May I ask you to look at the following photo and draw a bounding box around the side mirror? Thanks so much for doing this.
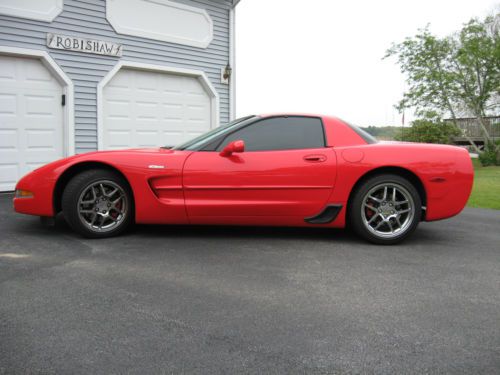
[219,140,245,157]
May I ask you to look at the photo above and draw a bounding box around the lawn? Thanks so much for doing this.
[467,158,500,210]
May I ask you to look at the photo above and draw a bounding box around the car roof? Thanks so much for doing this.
[258,112,325,118]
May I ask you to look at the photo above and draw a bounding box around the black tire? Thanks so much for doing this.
[349,174,422,245]
[61,169,133,238]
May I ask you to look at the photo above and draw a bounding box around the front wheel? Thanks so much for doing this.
[61,169,133,238]
[349,174,422,245]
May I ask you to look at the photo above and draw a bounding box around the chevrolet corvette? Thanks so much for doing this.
[13,114,474,244]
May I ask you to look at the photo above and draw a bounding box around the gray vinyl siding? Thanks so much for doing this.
[0,0,232,153]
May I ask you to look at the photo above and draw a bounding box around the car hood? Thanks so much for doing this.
[62,147,179,163]
[78,147,175,156]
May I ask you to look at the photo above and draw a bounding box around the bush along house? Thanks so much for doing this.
[0,0,240,191]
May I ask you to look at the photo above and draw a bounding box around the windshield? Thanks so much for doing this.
[171,115,258,150]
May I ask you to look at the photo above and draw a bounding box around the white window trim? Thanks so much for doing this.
[0,45,75,156]
[96,60,220,150]
[0,0,63,22]
[106,0,213,48]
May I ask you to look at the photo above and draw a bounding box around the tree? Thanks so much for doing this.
[454,17,500,145]
[385,13,500,164]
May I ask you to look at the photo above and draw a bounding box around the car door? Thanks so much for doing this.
[182,116,337,223]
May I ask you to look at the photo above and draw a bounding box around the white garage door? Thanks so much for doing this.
[102,68,212,149]
[0,55,64,192]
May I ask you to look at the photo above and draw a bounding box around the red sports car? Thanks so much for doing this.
[13,114,474,244]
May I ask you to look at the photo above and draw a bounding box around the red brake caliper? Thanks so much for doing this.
[365,199,374,218]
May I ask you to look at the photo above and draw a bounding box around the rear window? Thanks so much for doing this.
[345,122,378,144]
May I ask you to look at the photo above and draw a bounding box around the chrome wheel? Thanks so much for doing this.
[77,180,128,233]
[361,183,415,239]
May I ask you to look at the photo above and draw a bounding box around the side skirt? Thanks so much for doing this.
[304,204,343,224]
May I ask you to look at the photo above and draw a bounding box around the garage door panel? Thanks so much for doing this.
[135,120,160,131]
[186,86,207,95]
[186,105,209,118]
[163,88,183,95]
[26,129,57,150]
[135,74,159,92]
[24,93,58,116]
[107,71,131,89]
[161,75,184,85]
[23,59,54,82]
[0,55,64,191]
[160,131,184,146]
[162,117,183,125]
[186,103,207,110]
[186,99,209,107]
[183,77,204,90]
[24,151,61,165]
[0,56,17,80]
[25,161,47,172]
[106,118,132,129]
[135,101,159,120]
[105,96,131,104]
[0,129,18,149]
[185,100,209,111]
[106,113,130,121]
[105,87,131,96]
[136,87,157,94]
[162,102,183,114]
[105,99,131,118]
[106,130,132,149]
[0,93,17,114]
[0,164,18,191]
[185,124,210,133]
[185,118,210,129]
[186,114,207,127]
[136,131,159,147]
[184,130,205,140]
[102,68,213,150]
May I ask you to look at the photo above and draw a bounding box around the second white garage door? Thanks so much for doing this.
[102,68,213,150]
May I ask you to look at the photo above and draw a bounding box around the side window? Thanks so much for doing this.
[217,117,325,152]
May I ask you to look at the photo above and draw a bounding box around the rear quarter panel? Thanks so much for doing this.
[328,142,474,226]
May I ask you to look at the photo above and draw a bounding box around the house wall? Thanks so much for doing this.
[0,0,232,154]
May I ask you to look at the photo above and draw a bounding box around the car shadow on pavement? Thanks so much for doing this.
[45,211,359,244]
[13,211,448,248]
[136,223,354,242]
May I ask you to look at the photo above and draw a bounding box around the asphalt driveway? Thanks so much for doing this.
[0,193,499,374]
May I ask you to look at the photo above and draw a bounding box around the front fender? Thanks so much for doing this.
[13,163,59,216]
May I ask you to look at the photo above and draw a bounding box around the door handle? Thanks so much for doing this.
[303,154,326,162]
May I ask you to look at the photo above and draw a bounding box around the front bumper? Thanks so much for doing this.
[13,171,55,217]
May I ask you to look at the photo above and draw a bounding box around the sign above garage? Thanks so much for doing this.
[46,33,123,57]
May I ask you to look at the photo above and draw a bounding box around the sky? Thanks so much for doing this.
[235,0,498,126]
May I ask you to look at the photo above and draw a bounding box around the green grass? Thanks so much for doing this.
[467,158,500,210]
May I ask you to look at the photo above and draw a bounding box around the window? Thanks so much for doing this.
[217,116,325,152]
[345,122,378,144]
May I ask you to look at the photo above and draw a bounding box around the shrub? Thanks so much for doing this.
[479,141,500,166]
[394,116,460,144]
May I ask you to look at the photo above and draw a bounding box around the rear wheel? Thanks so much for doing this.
[349,174,421,245]
[62,169,133,238]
